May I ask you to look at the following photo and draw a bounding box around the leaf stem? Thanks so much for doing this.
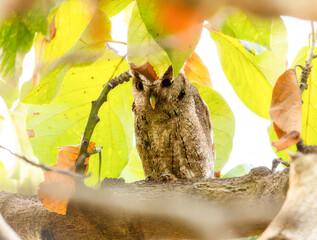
[75,70,132,174]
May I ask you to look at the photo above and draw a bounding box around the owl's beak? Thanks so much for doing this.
[150,94,157,110]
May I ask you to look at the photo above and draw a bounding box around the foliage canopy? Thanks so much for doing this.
[0,0,314,200]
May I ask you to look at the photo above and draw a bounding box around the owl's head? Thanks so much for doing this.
[131,64,187,110]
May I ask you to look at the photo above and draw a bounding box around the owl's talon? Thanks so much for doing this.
[145,175,155,181]
[158,173,176,182]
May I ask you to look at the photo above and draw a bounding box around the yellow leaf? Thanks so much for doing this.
[184,52,212,88]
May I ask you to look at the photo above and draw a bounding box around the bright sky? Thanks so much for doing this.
[0,13,314,175]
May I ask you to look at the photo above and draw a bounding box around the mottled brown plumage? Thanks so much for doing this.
[131,65,215,180]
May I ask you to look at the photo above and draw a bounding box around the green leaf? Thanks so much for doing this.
[7,103,44,193]
[223,164,254,178]
[292,46,317,145]
[22,63,71,104]
[195,84,235,172]
[0,16,34,107]
[0,160,17,192]
[219,10,287,57]
[98,0,134,17]
[22,9,112,104]
[210,30,285,119]
[26,50,133,185]
[0,0,66,108]
[209,13,287,119]
[35,0,96,69]
[136,0,203,77]
[127,3,171,76]
[119,146,145,182]
[0,80,19,110]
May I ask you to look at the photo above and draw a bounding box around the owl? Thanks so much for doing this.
[131,64,215,180]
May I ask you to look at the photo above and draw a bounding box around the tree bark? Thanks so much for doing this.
[0,166,289,240]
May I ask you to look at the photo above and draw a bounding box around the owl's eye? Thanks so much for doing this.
[136,81,144,90]
[161,78,172,87]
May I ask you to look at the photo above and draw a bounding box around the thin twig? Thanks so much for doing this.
[76,58,132,173]
[297,21,316,97]
[272,158,290,172]
[296,21,317,151]
[87,146,103,156]
[0,145,86,179]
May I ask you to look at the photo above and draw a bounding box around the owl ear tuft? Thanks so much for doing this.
[163,65,173,78]
[129,62,159,83]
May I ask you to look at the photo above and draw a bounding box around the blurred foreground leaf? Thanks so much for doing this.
[0,0,66,108]
[23,6,112,104]
[127,3,171,77]
[136,0,203,78]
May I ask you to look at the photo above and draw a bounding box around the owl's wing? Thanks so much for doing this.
[193,93,212,133]
[193,91,216,160]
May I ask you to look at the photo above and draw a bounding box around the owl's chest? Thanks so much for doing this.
[135,108,178,141]
[134,103,198,151]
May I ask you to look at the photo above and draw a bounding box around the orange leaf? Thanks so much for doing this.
[269,69,301,152]
[80,9,112,46]
[184,52,212,87]
[38,142,95,215]
[130,62,159,83]
[214,171,221,178]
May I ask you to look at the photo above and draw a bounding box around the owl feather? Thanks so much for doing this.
[131,64,215,180]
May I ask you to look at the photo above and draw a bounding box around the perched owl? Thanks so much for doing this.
[131,64,215,180]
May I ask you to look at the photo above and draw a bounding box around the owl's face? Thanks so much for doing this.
[131,65,187,110]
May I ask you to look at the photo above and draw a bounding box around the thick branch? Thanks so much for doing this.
[0,167,288,240]
[0,145,85,179]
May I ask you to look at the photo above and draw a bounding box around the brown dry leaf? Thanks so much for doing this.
[269,69,301,152]
[130,62,159,83]
[38,142,95,215]
[214,171,221,178]
[26,129,35,139]
[184,52,212,88]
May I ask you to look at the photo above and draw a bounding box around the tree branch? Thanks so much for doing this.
[296,22,317,153]
[294,21,316,97]
[76,68,132,173]
[0,145,85,179]
[0,167,289,239]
